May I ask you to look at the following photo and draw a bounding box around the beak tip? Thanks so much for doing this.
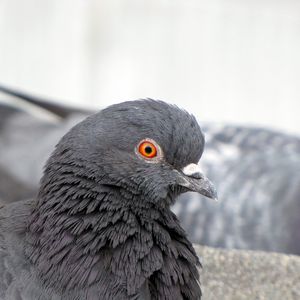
[207,189,218,202]
[200,181,218,202]
[177,166,218,202]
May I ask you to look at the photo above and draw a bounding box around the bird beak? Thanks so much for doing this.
[178,163,218,201]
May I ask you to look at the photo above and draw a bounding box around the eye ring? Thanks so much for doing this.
[136,138,163,161]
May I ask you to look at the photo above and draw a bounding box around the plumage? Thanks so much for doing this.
[0,99,216,299]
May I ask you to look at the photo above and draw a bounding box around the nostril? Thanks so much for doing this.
[182,163,204,179]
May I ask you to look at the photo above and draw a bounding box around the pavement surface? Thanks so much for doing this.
[195,245,300,299]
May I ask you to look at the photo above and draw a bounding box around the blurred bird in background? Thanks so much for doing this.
[1,85,299,256]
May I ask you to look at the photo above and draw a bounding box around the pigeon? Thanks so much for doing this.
[0,99,217,299]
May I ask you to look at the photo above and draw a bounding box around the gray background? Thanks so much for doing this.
[0,0,299,134]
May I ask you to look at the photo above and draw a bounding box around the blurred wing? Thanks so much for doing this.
[0,83,93,118]
[0,95,91,204]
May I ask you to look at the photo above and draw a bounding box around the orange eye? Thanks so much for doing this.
[138,141,157,158]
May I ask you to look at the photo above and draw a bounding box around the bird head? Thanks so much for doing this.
[29,99,212,296]
[45,99,217,208]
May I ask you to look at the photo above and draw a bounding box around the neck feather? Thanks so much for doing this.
[26,161,201,299]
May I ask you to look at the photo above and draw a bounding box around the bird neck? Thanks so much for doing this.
[25,165,201,298]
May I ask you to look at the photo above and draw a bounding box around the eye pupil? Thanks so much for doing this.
[138,140,158,159]
[145,146,153,154]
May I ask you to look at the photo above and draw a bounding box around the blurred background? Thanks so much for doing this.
[0,0,300,133]
[0,0,299,255]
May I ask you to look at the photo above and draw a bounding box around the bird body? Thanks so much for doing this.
[0,100,216,299]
